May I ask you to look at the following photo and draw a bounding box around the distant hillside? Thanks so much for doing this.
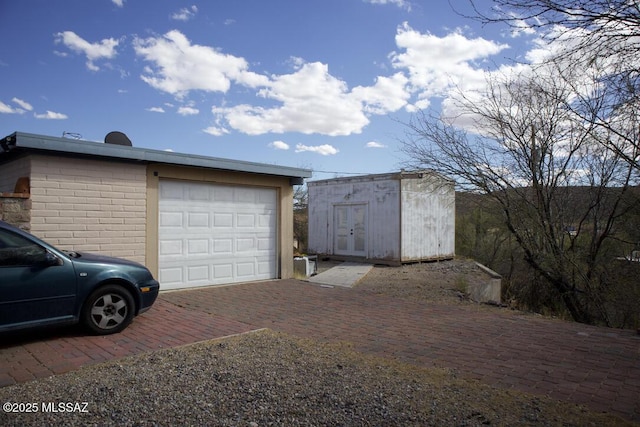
[456,186,640,218]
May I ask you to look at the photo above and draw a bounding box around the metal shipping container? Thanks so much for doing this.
[308,171,455,264]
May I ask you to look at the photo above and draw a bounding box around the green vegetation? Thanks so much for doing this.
[456,189,640,329]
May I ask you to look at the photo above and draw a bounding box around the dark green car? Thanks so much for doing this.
[0,220,159,335]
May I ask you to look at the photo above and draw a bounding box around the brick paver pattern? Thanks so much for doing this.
[1,279,639,422]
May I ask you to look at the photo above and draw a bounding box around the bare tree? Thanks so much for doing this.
[402,65,638,324]
[469,0,640,59]
[465,0,640,169]
[293,185,309,254]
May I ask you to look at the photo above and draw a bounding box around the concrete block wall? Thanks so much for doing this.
[29,155,147,263]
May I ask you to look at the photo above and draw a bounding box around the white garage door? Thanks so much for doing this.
[158,180,278,290]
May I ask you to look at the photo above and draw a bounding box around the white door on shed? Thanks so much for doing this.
[334,204,367,257]
[158,180,278,290]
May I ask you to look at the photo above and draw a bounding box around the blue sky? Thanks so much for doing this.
[0,0,536,180]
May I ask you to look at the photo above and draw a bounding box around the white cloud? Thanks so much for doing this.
[288,56,306,68]
[210,26,512,136]
[213,62,370,136]
[54,31,120,71]
[112,0,124,7]
[0,101,23,114]
[364,0,411,11]
[295,143,339,155]
[12,98,33,111]
[0,98,32,114]
[34,110,68,120]
[509,17,537,38]
[133,30,268,98]
[147,107,165,113]
[133,31,409,136]
[352,72,410,114]
[522,26,591,66]
[203,126,229,136]
[269,140,290,150]
[177,106,199,116]
[132,26,515,138]
[366,141,386,148]
[171,5,198,21]
[391,23,509,109]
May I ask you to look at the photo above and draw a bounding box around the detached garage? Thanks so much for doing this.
[0,132,311,290]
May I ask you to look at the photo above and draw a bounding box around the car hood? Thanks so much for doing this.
[68,251,146,269]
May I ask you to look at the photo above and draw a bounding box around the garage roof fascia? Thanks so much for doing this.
[1,132,312,182]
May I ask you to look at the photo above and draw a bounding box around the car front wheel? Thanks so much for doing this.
[82,285,135,335]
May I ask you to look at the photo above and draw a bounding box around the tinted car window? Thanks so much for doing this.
[0,228,48,266]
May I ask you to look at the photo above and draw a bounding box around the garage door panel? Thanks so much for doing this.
[160,211,184,227]
[257,191,274,203]
[187,239,209,255]
[159,180,277,290]
[188,185,210,201]
[160,181,186,200]
[258,214,275,227]
[236,262,255,277]
[214,213,233,227]
[257,237,274,251]
[213,238,233,254]
[159,240,183,256]
[213,187,234,202]
[188,265,209,282]
[236,187,256,203]
[236,238,256,252]
[160,267,183,285]
[213,264,233,280]
[257,259,274,275]
[237,213,256,227]
[188,212,210,227]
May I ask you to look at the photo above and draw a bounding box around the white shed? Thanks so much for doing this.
[307,171,455,264]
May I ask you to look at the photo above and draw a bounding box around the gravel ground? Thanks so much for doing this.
[0,329,631,427]
[354,258,496,305]
[0,260,635,426]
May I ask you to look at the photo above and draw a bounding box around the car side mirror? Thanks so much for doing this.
[44,251,62,267]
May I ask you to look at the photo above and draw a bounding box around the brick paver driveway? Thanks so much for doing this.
[1,279,639,422]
